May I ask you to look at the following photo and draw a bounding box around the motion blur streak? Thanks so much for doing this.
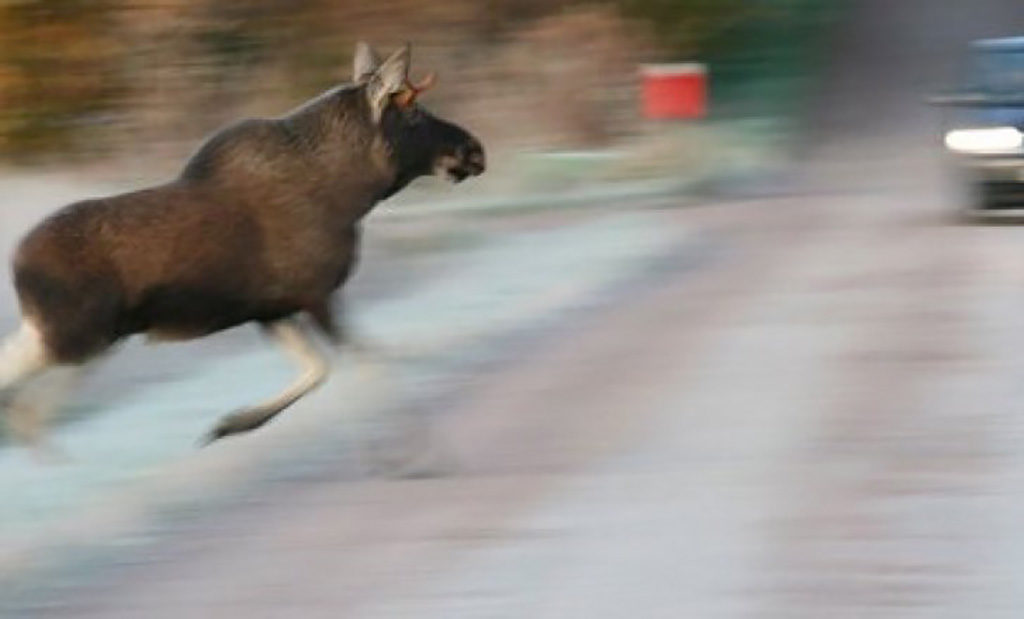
[3,0,1024,617]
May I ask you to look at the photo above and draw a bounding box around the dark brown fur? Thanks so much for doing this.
[14,83,481,364]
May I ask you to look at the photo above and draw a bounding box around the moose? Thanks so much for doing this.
[0,42,485,449]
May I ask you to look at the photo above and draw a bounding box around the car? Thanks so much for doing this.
[932,36,1024,216]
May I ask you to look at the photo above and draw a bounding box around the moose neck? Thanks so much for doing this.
[280,87,401,214]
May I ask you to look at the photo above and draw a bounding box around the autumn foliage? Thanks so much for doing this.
[0,0,831,161]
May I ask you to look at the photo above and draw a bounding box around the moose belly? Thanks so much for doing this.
[130,284,304,341]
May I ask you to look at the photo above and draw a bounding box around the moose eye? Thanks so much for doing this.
[405,105,424,125]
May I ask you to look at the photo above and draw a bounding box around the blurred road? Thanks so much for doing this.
[5,0,1024,617]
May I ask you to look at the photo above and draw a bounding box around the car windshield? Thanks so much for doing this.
[972,48,1024,94]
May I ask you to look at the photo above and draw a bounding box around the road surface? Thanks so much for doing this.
[4,0,1024,617]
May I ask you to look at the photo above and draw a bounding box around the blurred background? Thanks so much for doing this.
[3,0,1024,617]
[0,0,835,191]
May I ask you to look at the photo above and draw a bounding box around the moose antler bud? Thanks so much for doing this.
[411,72,437,93]
[395,72,438,108]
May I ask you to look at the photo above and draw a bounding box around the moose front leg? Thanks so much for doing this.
[202,319,327,445]
[307,298,381,358]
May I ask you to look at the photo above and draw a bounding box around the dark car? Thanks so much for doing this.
[932,36,1024,216]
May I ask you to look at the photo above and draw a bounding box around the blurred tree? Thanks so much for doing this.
[615,0,839,118]
[0,0,837,159]
[0,0,125,158]
[613,0,764,58]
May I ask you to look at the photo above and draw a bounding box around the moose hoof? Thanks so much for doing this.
[199,408,269,446]
[198,425,231,447]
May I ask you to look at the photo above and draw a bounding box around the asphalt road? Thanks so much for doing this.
[5,0,1024,617]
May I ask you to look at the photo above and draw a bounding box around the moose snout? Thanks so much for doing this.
[460,140,486,176]
[434,138,486,183]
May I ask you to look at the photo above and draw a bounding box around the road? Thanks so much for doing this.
[4,0,1024,616]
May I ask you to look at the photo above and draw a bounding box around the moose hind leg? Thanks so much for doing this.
[202,319,327,444]
[0,321,49,391]
[0,321,53,441]
[7,365,83,457]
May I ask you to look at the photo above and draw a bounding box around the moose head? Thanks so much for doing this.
[353,42,486,187]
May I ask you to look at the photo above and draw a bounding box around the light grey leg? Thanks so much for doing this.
[0,320,49,394]
[203,319,328,444]
[0,320,55,448]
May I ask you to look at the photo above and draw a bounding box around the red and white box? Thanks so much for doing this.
[640,63,707,120]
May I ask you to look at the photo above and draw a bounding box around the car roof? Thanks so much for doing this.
[971,36,1024,52]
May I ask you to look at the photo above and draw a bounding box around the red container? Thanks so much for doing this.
[640,63,707,120]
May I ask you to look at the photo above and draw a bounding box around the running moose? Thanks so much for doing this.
[0,42,485,448]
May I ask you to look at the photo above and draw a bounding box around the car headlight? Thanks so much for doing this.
[944,126,1023,153]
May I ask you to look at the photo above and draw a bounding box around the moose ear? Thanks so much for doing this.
[352,41,380,84]
[366,44,411,122]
